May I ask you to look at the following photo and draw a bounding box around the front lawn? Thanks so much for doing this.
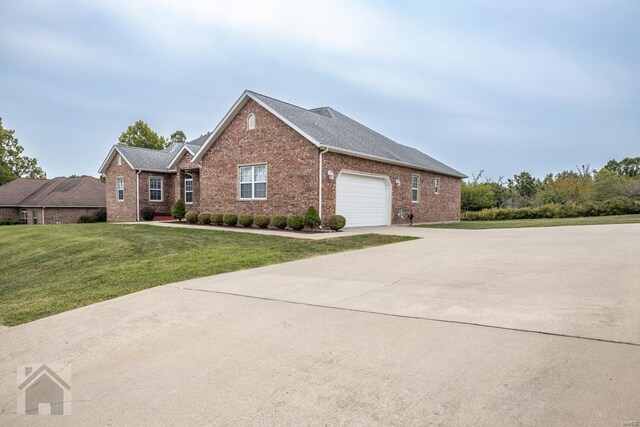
[420,214,640,230]
[0,224,414,326]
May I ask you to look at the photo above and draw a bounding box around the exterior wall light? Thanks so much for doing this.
[395,178,401,186]
[328,170,335,180]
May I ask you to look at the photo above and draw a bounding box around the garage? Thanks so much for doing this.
[336,172,391,227]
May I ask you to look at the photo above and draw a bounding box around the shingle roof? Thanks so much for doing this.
[248,91,466,178]
[0,178,49,206]
[0,177,105,207]
[113,132,213,172]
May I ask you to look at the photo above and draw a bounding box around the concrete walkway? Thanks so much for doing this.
[0,223,638,425]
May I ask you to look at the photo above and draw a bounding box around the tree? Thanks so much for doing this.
[461,182,496,211]
[169,130,187,145]
[591,169,625,201]
[118,120,167,150]
[0,117,46,185]
[172,199,186,221]
[604,157,640,178]
[508,171,540,200]
[303,206,321,229]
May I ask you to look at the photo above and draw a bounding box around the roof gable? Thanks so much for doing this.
[192,90,465,178]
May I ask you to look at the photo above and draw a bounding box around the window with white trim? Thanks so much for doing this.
[185,174,193,204]
[32,210,38,225]
[117,155,122,166]
[240,164,266,199]
[149,177,163,201]
[247,113,256,130]
[411,174,419,202]
[116,177,124,201]
[434,178,440,194]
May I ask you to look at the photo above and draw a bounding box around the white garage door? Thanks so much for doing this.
[336,173,391,227]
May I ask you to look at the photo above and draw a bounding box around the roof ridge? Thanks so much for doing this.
[247,91,313,114]
[116,144,171,153]
[19,177,64,206]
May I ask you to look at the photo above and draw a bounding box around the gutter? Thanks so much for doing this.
[136,170,141,222]
[318,147,329,220]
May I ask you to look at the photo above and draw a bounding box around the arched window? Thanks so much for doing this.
[185,174,193,204]
[247,113,256,130]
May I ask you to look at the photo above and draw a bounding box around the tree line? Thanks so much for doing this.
[462,158,640,212]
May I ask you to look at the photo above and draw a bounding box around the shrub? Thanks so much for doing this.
[78,215,94,223]
[272,215,288,230]
[303,206,321,229]
[0,217,21,226]
[223,214,238,226]
[327,215,346,231]
[239,214,254,227]
[185,211,198,223]
[92,209,107,222]
[172,199,186,221]
[210,213,224,225]
[140,207,155,221]
[287,215,304,231]
[255,215,271,228]
[197,213,211,224]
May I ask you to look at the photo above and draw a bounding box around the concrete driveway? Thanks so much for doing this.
[1,224,638,425]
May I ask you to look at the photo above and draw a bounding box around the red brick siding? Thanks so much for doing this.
[198,99,319,216]
[43,208,103,224]
[321,152,461,224]
[176,152,201,211]
[105,154,138,222]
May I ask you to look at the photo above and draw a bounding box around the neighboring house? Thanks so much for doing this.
[99,90,466,226]
[0,177,106,224]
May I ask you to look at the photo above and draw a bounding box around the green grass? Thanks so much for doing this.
[0,224,414,326]
[421,214,640,230]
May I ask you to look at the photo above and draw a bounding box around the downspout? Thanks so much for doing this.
[136,170,141,222]
[42,207,45,225]
[318,147,329,221]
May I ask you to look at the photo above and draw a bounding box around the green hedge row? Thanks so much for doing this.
[182,208,346,231]
[462,197,640,221]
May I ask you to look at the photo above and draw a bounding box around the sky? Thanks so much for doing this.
[1,0,638,181]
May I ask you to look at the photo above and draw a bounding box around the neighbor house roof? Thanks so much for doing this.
[0,177,106,208]
[0,178,49,206]
[193,90,466,178]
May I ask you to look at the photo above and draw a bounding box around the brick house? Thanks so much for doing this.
[0,177,106,224]
[99,91,465,226]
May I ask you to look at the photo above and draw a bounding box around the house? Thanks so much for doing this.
[0,176,106,224]
[98,91,466,226]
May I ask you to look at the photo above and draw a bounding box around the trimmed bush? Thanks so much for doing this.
[185,211,198,224]
[223,214,238,226]
[303,206,321,229]
[210,213,224,225]
[140,207,155,221]
[287,215,304,231]
[78,215,94,223]
[255,215,271,228]
[327,215,346,231]
[197,213,211,224]
[272,215,288,230]
[172,199,186,221]
[239,214,254,227]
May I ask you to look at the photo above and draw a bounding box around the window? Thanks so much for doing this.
[185,174,193,204]
[411,174,419,202]
[116,177,124,201]
[434,178,440,194]
[247,113,256,130]
[149,177,163,201]
[117,155,122,166]
[240,164,267,199]
[32,210,38,225]
[21,209,28,224]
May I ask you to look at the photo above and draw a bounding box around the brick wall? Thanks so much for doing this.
[43,208,104,224]
[105,153,175,221]
[198,99,319,216]
[0,207,20,221]
[321,152,461,224]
